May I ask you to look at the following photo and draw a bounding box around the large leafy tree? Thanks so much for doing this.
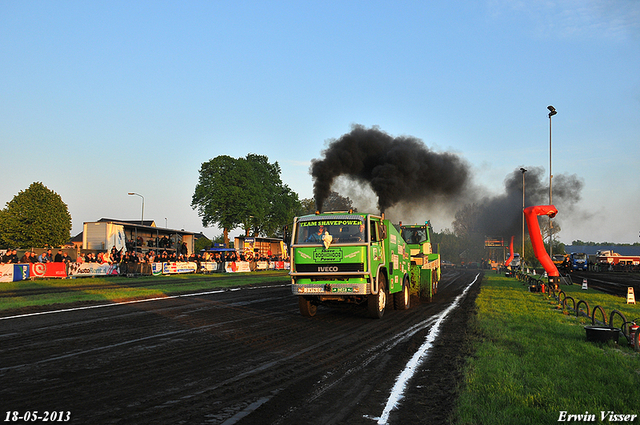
[299,191,355,215]
[191,155,250,246]
[0,182,72,248]
[191,154,300,245]
[431,228,464,265]
[451,203,490,263]
[299,198,316,215]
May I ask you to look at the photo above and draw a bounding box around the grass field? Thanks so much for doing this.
[0,271,291,312]
[454,274,640,424]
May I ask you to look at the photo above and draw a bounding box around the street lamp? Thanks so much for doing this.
[520,167,527,269]
[547,105,557,258]
[128,192,145,225]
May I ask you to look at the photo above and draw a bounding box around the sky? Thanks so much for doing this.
[1,0,639,245]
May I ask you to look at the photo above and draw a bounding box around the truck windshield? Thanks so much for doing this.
[401,227,427,244]
[295,219,366,244]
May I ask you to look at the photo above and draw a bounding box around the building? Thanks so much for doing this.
[82,219,196,255]
[234,236,286,259]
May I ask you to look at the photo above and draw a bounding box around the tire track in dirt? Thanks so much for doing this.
[1,271,480,424]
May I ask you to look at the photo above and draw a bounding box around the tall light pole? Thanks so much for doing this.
[128,192,145,225]
[547,105,557,258]
[520,167,527,270]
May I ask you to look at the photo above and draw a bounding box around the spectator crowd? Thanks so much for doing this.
[1,246,285,269]
[1,248,72,264]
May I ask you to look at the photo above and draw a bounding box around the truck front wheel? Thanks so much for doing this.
[298,297,317,317]
[394,277,410,310]
[368,275,387,319]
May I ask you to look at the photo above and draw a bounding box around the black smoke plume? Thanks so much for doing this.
[458,166,584,240]
[310,125,470,212]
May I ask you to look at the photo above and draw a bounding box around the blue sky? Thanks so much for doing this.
[1,1,639,244]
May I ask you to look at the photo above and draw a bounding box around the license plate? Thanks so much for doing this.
[332,287,353,293]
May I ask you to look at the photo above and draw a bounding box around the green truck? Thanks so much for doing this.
[289,211,414,318]
[398,221,441,301]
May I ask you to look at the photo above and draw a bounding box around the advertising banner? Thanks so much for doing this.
[152,262,163,276]
[0,264,11,282]
[0,264,30,282]
[30,262,67,279]
[107,224,127,253]
[68,262,119,277]
[162,262,197,274]
[225,261,251,273]
[14,264,30,281]
[200,262,222,273]
[272,261,290,270]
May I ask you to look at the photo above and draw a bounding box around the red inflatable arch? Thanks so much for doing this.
[524,205,559,277]
[505,235,514,268]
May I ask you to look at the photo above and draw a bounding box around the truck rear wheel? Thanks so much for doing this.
[394,277,410,310]
[298,297,317,317]
[368,275,387,319]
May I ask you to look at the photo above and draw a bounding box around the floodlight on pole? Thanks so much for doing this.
[547,105,557,258]
[128,192,145,225]
[520,167,527,269]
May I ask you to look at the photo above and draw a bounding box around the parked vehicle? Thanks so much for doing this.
[570,252,588,271]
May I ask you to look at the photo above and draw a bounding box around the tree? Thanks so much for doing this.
[299,198,316,215]
[299,191,355,215]
[241,154,300,238]
[322,191,356,212]
[191,154,300,245]
[452,203,482,238]
[0,182,72,249]
[262,185,300,238]
[432,228,463,265]
[191,155,246,246]
[451,203,486,263]
[194,234,212,252]
[538,218,562,242]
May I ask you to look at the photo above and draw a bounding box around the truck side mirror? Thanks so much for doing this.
[380,224,387,240]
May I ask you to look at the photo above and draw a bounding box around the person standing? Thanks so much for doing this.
[38,249,52,263]
[9,249,19,263]
[20,251,32,263]
[1,250,11,263]
[61,251,71,264]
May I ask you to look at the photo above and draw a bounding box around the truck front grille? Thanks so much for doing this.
[295,263,365,273]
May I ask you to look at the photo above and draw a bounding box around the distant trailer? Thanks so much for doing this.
[596,250,640,266]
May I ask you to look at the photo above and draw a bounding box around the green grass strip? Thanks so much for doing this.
[454,274,640,425]
[0,271,290,311]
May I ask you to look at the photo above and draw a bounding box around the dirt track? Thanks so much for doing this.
[0,269,481,425]
[567,270,640,297]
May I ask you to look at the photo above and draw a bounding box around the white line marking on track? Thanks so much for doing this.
[373,273,480,424]
[0,284,290,321]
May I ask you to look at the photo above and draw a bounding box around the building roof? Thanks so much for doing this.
[236,236,284,242]
[87,219,196,235]
[98,218,156,227]
[564,245,640,256]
